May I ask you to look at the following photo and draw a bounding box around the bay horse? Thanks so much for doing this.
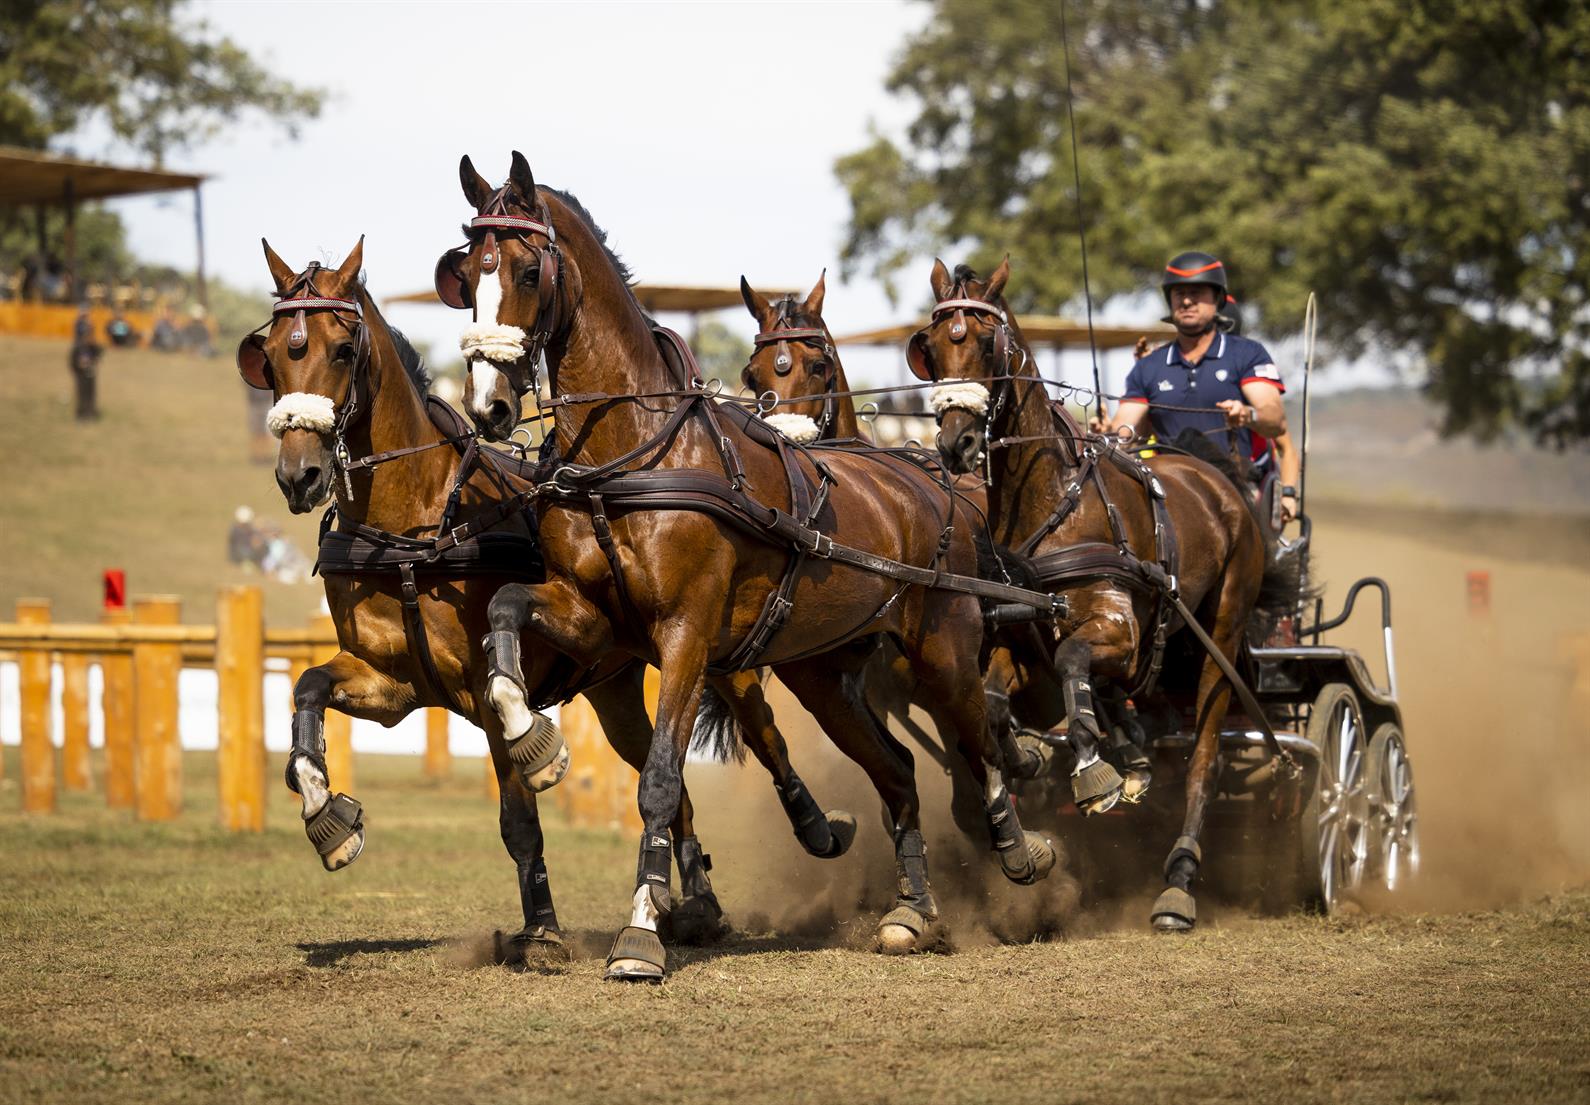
[737,273,1049,814]
[234,238,853,953]
[439,153,1056,978]
[911,258,1288,931]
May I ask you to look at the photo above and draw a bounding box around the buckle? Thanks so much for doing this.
[810,534,834,558]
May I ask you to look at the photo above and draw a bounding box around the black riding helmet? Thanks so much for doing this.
[1161,251,1228,307]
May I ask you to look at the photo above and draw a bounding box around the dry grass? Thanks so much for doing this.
[0,748,1585,1105]
[0,334,324,627]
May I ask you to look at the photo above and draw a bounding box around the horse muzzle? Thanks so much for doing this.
[276,432,333,514]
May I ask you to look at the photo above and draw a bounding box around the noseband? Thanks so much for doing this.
[750,300,839,436]
[435,186,565,396]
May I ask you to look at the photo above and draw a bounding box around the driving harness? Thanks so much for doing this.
[914,289,1295,772]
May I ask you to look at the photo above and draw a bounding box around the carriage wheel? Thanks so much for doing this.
[1366,724,1420,893]
[1298,683,1370,913]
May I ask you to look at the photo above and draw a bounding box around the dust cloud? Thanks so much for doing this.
[682,502,1590,944]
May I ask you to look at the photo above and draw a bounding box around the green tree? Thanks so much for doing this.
[692,318,753,392]
[838,0,1590,443]
[0,0,323,161]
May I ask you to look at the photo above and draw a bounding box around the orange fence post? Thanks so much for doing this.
[554,675,645,836]
[425,707,452,780]
[485,751,500,801]
[132,596,183,821]
[216,586,266,832]
[101,607,136,809]
[61,653,92,791]
[17,599,55,813]
[311,614,352,792]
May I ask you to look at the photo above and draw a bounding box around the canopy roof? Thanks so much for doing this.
[387,283,799,314]
[0,145,205,206]
[836,316,1172,350]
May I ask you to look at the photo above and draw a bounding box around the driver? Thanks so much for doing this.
[1096,252,1287,465]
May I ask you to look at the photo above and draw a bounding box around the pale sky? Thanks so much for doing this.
[97,0,1356,395]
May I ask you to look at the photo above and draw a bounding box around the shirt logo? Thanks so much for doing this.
[1158,380,1174,391]
[1253,363,1280,380]
[1215,369,1228,381]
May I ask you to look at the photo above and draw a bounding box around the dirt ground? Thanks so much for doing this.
[2,503,1588,1104]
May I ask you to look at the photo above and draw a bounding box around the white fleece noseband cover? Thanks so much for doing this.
[266,392,336,438]
[763,412,821,444]
[460,323,527,364]
[929,379,991,416]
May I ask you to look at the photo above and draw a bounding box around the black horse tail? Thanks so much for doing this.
[689,682,745,764]
[973,529,1041,593]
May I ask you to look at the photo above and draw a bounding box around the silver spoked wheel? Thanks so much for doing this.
[1302,684,1370,913]
[1366,724,1420,894]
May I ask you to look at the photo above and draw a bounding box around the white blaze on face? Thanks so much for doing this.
[467,262,509,422]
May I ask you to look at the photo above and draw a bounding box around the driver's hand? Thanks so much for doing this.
[1216,399,1252,428]
[1133,336,1151,359]
[1088,415,1108,434]
[1281,494,1298,524]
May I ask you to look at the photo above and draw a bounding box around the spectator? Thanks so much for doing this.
[68,307,103,421]
[150,308,180,352]
[105,308,138,347]
[181,304,215,356]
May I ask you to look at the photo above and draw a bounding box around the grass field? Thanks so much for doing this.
[1,748,1586,1105]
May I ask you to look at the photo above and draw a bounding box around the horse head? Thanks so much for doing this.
[236,237,368,514]
[437,151,577,442]
[906,256,1012,474]
[739,272,841,440]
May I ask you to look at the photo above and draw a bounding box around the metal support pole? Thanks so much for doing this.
[193,184,209,310]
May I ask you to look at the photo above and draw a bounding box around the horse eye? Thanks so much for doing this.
[519,265,540,287]
[335,342,355,363]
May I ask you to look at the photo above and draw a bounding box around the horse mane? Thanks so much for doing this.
[355,276,430,394]
[535,186,659,329]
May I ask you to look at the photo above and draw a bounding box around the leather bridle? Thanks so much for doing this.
[434,186,565,395]
[909,288,1017,432]
[236,264,374,472]
[748,298,840,437]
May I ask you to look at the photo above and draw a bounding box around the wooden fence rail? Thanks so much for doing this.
[1,588,651,835]
[0,588,470,829]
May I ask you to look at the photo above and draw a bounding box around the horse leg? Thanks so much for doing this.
[287,652,405,871]
[713,668,859,860]
[484,580,613,792]
[586,665,731,946]
[490,715,569,963]
[1052,633,1129,814]
[606,614,721,983]
[1151,578,1248,932]
[904,606,1056,888]
[773,653,937,954]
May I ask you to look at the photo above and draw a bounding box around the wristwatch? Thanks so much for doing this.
[1280,485,1298,498]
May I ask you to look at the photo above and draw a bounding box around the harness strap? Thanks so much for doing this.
[398,561,459,712]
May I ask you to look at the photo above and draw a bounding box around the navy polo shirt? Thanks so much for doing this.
[1120,332,1284,457]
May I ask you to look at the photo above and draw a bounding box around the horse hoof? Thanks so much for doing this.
[1121,768,1152,803]
[305,793,364,871]
[666,895,731,946]
[876,906,931,955]
[1150,887,1197,932]
[497,926,571,966]
[321,828,364,872]
[604,926,666,983]
[521,742,571,793]
[823,811,858,858]
[1072,759,1124,816]
[1013,732,1057,780]
[1001,831,1056,885]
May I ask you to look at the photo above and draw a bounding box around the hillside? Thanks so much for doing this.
[0,334,325,627]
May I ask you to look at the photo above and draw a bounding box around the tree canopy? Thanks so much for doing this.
[0,0,322,162]
[837,0,1590,443]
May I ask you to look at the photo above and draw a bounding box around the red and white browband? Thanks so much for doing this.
[272,296,358,315]
[753,327,828,346]
[471,214,555,241]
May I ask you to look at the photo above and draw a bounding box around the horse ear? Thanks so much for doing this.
[508,151,537,205]
[459,155,492,210]
[262,238,295,295]
[740,275,772,324]
[984,254,1010,302]
[334,235,364,287]
[801,269,826,318]
[930,257,953,302]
